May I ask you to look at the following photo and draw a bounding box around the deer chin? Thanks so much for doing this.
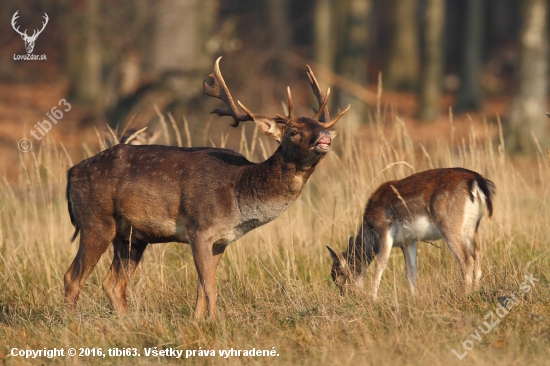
[313,136,332,154]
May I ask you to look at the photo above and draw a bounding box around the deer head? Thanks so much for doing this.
[327,237,366,292]
[12,11,49,54]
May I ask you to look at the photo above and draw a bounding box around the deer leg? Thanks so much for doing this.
[192,241,227,319]
[103,238,148,313]
[402,241,418,296]
[64,223,115,310]
[472,238,482,289]
[194,281,207,319]
[444,235,475,294]
[372,230,393,300]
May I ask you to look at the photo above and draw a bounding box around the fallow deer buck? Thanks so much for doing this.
[327,168,495,298]
[64,57,350,318]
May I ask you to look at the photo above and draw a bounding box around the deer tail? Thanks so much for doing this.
[66,170,80,243]
[476,176,496,217]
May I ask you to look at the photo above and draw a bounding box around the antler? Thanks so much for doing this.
[11,11,26,38]
[203,57,254,128]
[306,65,350,128]
[204,57,290,127]
[31,13,48,39]
[275,87,294,124]
[203,58,347,129]
[306,65,330,123]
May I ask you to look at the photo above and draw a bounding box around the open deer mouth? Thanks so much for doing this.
[314,136,332,152]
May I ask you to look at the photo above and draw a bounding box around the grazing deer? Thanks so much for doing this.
[327,168,495,298]
[64,57,350,318]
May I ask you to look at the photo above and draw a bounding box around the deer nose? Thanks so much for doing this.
[317,136,331,145]
[314,132,332,152]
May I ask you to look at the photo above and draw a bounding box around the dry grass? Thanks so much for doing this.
[0,109,549,365]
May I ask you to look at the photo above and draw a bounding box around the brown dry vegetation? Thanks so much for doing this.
[0,104,549,365]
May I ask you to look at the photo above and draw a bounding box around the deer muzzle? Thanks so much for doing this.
[314,135,332,153]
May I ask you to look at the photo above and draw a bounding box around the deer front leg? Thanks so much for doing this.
[372,230,393,300]
[402,241,418,297]
[192,240,227,319]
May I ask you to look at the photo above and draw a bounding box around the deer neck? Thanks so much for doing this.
[236,146,315,223]
[347,235,372,277]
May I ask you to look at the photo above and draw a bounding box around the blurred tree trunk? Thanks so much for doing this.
[455,0,484,111]
[152,0,216,101]
[314,0,336,71]
[336,0,371,128]
[267,0,291,53]
[506,0,548,153]
[386,0,419,90]
[150,0,216,143]
[266,0,291,77]
[419,0,445,121]
[66,0,103,108]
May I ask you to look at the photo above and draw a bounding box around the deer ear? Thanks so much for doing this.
[326,245,343,264]
[148,130,162,144]
[329,130,338,140]
[252,115,283,142]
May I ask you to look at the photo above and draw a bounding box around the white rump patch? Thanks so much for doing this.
[462,182,484,254]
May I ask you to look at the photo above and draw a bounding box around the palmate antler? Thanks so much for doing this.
[203,57,291,127]
[203,57,254,127]
[203,57,348,128]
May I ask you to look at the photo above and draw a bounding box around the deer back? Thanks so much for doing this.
[364,168,494,227]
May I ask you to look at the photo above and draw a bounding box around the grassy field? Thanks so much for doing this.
[0,110,549,365]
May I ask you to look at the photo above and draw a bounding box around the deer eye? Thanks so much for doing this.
[290,130,299,137]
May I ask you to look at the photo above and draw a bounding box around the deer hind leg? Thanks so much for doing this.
[103,238,148,313]
[192,241,227,319]
[372,230,393,300]
[64,222,115,310]
[443,234,475,294]
[472,238,482,289]
[402,241,418,296]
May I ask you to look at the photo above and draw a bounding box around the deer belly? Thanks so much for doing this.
[118,216,189,243]
[391,216,442,246]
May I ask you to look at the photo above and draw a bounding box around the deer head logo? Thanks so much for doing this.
[11,11,49,54]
